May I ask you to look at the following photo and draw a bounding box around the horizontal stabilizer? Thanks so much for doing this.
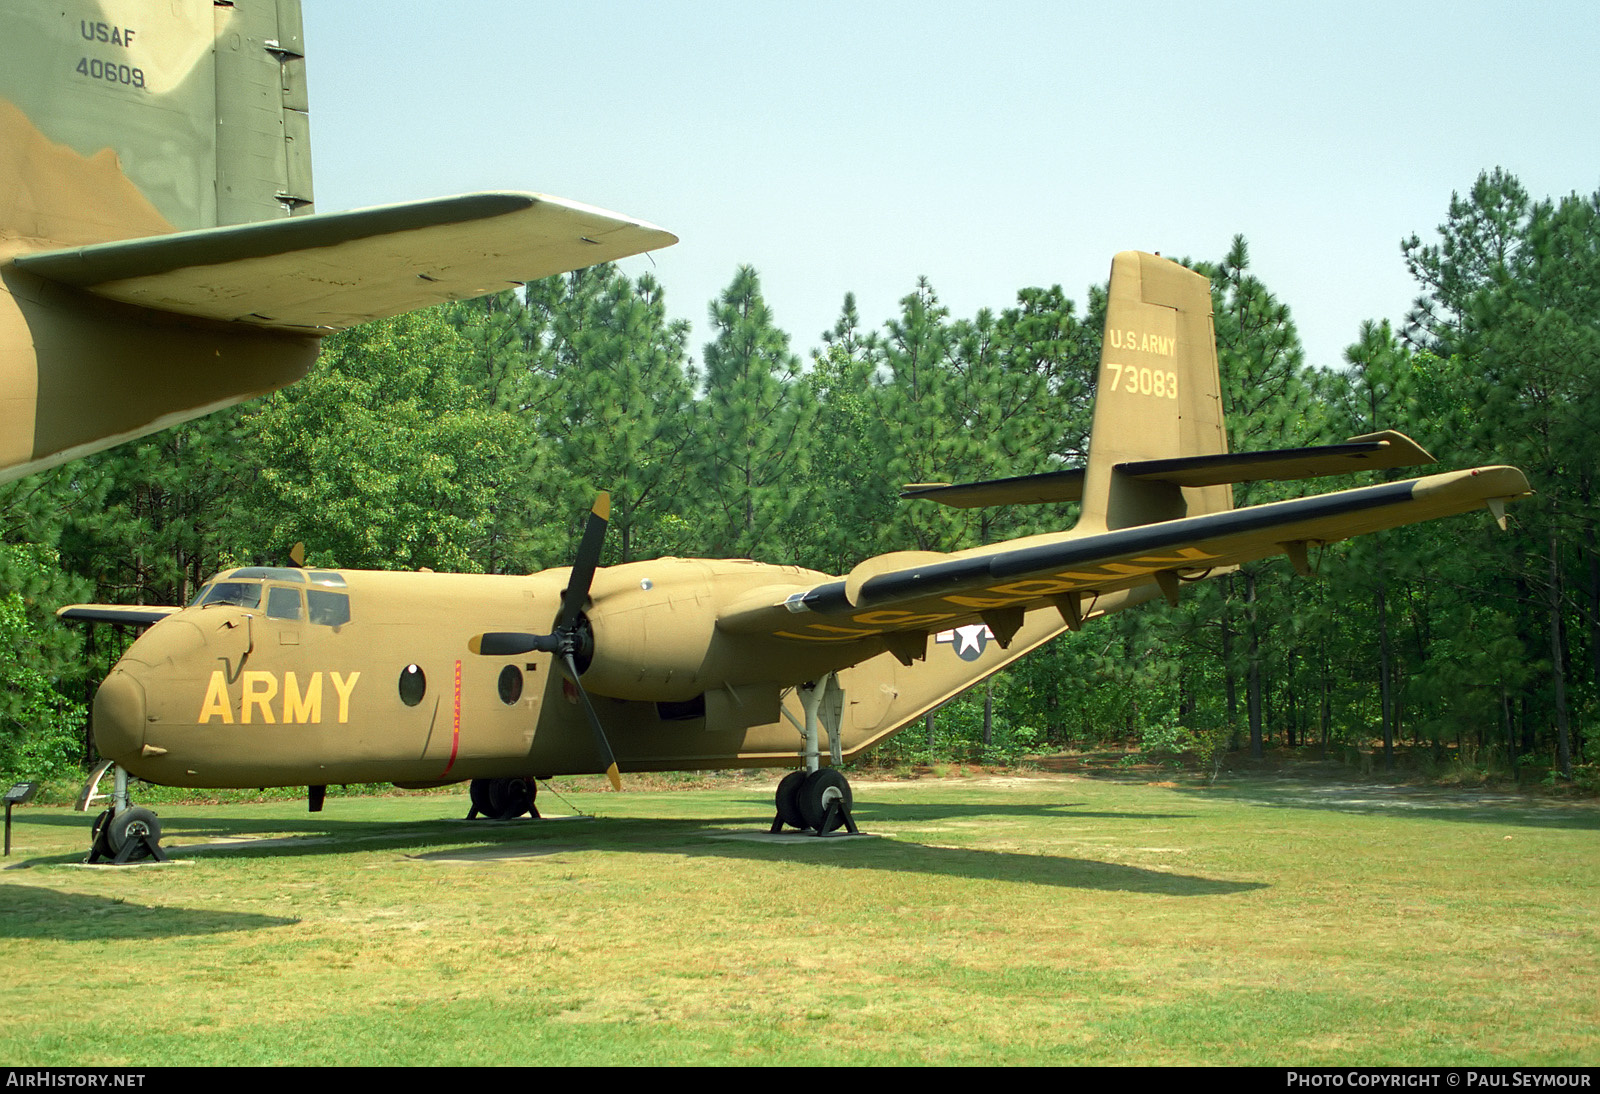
[1121,430,1434,487]
[57,604,179,626]
[14,192,677,332]
[900,432,1434,509]
[901,469,1086,508]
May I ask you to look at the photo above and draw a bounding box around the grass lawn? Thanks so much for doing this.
[1,769,1595,1066]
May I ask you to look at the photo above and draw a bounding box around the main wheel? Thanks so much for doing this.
[797,769,852,833]
[491,777,536,820]
[774,770,807,830]
[107,806,162,861]
[468,778,493,817]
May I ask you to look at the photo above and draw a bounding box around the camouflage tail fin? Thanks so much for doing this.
[0,0,311,246]
[1077,251,1231,532]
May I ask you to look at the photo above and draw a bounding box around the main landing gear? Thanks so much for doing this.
[773,767,858,835]
[80,761,168,864]
[771,673,860,836]
[467,776,540,821]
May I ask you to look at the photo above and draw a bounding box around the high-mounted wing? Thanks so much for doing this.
[721,465,1530,649]
[15,192,676,333]
[57,604,180,626]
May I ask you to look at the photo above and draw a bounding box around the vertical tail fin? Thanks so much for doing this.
[0,0,311,247]
[1077,251,1230,532]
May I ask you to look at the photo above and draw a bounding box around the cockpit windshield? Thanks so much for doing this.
[190,569,352,627]
[195,581,262,610]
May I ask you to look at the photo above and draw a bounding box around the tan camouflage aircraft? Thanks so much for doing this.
[0,0,674,484]
[62,246,1532,858]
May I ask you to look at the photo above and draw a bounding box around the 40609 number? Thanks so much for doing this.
[76,57,146,88]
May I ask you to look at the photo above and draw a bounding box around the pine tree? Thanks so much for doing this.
[697,266,815,560]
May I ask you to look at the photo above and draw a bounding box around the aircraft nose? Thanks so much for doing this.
[93,669,146,762]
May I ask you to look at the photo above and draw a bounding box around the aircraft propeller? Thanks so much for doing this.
[469,493,621,790]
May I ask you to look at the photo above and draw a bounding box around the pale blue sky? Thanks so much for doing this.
[302,2,1600,371]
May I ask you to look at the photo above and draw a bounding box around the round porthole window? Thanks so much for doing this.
[398,664,426,706]
[498,665,524,705]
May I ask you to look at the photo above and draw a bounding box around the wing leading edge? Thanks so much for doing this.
[719,465,1531,646]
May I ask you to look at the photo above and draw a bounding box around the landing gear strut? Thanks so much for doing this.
[771,674,859,836]
[467,776,540,821]
[81,762,167,864]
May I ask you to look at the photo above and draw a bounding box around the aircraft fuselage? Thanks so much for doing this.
[92,558,1019,788]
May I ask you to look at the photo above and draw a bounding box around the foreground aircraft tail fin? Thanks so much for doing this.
[0,2,677,483]
[1078,251,1231,532]
[0,0,313,246]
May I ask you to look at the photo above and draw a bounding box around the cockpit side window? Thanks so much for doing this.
[266,586,304,621]
[307,589,351,627]
[197,581,262,610]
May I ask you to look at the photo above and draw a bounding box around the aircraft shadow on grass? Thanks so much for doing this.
[7,801,1262,898]
[0,883,297,941]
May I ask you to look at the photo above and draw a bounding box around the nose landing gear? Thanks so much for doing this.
[89,804,167,863]
[79,761,167,864]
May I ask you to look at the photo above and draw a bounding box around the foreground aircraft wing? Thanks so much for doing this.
[57,604,180,626]
[720,466,1531,646]
[13,192,676,333]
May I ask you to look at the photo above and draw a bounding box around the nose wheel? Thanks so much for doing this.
[87,805,167,864]
[80,762,167,864]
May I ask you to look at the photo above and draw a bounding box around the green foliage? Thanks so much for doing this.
[865,674,1041,766]
[530,267,696,565]
[0,545,85,780]
[239,310,523,572]
[696,266,816,560]
[1190,721,1232,783]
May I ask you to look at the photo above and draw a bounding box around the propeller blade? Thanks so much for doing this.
[563,651,621,791]
[468,632,560,657]
[554,492,610,633]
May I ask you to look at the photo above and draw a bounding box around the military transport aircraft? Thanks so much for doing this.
[0,0,674,484]
[61,249,1532,858]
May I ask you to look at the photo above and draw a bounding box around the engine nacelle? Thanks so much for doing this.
[577,583,721,702]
